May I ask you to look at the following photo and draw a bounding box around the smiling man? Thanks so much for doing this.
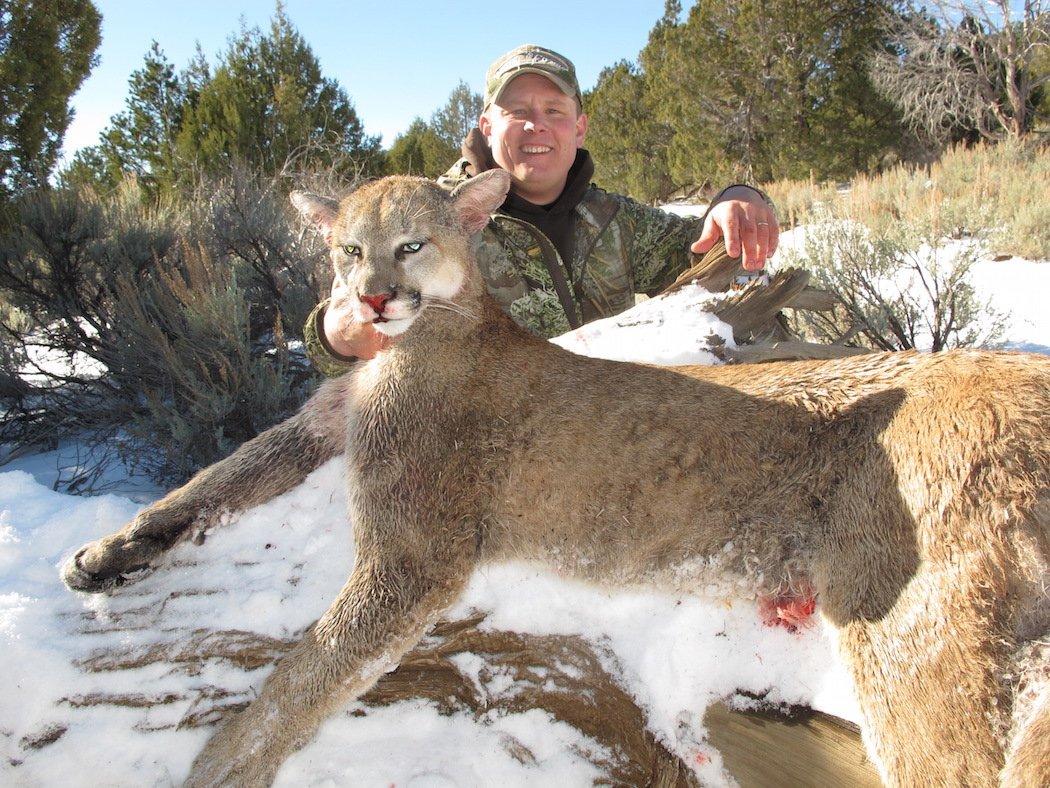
[305,44,778,373]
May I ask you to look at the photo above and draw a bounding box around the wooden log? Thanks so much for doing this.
[786,286,838,313]
[723,341,871,364]
[662,241,741,294]
[704,702,882,787]
[66,606,888,786]
[711,268,811,343]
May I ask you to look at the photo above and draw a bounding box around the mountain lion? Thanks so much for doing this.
[63,171,1049,787]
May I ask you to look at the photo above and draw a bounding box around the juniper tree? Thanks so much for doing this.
[173,4,381,183]
[64,42,185,193]
[0,0,100,198]
[871,1,1049,143]
[430,79,484,152]
[385,118,457,178]
[584,61,675,202]
[629,0,905,187]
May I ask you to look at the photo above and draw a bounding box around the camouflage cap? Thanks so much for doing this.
[484,44,582,109]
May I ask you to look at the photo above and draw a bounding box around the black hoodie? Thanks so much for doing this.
[499,149,595,268]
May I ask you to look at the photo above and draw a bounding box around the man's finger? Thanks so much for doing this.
[768,219,780,257]
[720,211,741,259]
[754,221,770,267]
[690,216,719,254]
[739,211,759,270]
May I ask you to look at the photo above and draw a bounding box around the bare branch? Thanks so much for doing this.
[870,1,1049,142]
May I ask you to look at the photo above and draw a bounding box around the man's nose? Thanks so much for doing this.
[522,116,546,132]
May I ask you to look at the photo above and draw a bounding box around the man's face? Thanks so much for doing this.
[479,73,588,205]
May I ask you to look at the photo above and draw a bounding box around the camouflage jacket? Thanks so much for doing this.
[304,160,706,377]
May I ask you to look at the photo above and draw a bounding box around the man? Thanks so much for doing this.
[304,45,778,375]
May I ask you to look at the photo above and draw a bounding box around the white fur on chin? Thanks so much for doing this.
[373,317,415,337]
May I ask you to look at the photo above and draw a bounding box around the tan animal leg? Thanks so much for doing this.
[1002,681,1049,787]
[817,394,1024,786]
[62,377,354,592]
[833,555,1011,787]
[183,539,474,788]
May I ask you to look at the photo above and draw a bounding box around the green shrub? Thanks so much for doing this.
[0,171,331,487]
[783,214,1006,351]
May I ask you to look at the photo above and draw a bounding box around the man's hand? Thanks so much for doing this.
[323,288,392,360]
[690,185,779,271]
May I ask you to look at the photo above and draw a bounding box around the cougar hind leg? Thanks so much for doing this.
[829,551,1013,786]
[62,376,355,593]
[1001,636,1049,788]
[819,429,1040,783]
[1001,494,1050,788]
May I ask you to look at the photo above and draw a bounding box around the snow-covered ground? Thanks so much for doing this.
[1,218,1046,786]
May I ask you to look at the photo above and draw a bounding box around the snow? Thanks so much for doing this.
[1,214,1045,785]
[968,256,1050,353]
[0,455,859,786]
[550,282,733,366]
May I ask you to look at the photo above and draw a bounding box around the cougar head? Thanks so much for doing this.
[292,170,510,337]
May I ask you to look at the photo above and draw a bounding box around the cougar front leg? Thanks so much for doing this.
[62,377,354,593]
[184,536,475,787]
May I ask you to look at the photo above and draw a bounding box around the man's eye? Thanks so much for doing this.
[341,245,361,257]
[401,241,424,254]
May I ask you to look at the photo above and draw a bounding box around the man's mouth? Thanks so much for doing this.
[521,145,552,154]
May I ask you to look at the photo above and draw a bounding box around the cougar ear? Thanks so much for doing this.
[450,170,511,234]
[290,191,340,245]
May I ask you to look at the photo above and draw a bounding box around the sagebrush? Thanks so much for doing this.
[0,168,339,487]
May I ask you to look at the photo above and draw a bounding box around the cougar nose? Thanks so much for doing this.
[359,291,393,315]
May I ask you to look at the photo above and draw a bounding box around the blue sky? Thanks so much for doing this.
[63,0,682,160]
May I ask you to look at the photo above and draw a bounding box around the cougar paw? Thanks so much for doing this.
[60,534,165,593]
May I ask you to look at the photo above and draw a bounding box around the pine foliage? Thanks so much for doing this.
[586,0,907,200]
[65,4,382,193]
[0,0,101,198]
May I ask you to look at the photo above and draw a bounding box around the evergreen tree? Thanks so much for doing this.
[633,0,905,187]
[385,118,456,178]
[430,80,484,151]
[871,4,1049,144]
[0,0,101,197]
[584,61,674,202]
[65,42,185,192]
[174,4,381,181]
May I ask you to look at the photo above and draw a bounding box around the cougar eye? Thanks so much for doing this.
[341,244,361,258]
[401,241,424,254]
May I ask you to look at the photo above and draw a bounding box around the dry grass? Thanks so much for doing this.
[765,141,1050,260]
[763,176,838,231]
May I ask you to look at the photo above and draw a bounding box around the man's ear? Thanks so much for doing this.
[290,191,340,246]
[575,112,588,147]
[450,170,511,234]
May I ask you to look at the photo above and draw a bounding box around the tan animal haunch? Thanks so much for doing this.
[62,172,1049,787]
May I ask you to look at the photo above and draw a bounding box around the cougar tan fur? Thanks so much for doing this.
[62,171,1049,787]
